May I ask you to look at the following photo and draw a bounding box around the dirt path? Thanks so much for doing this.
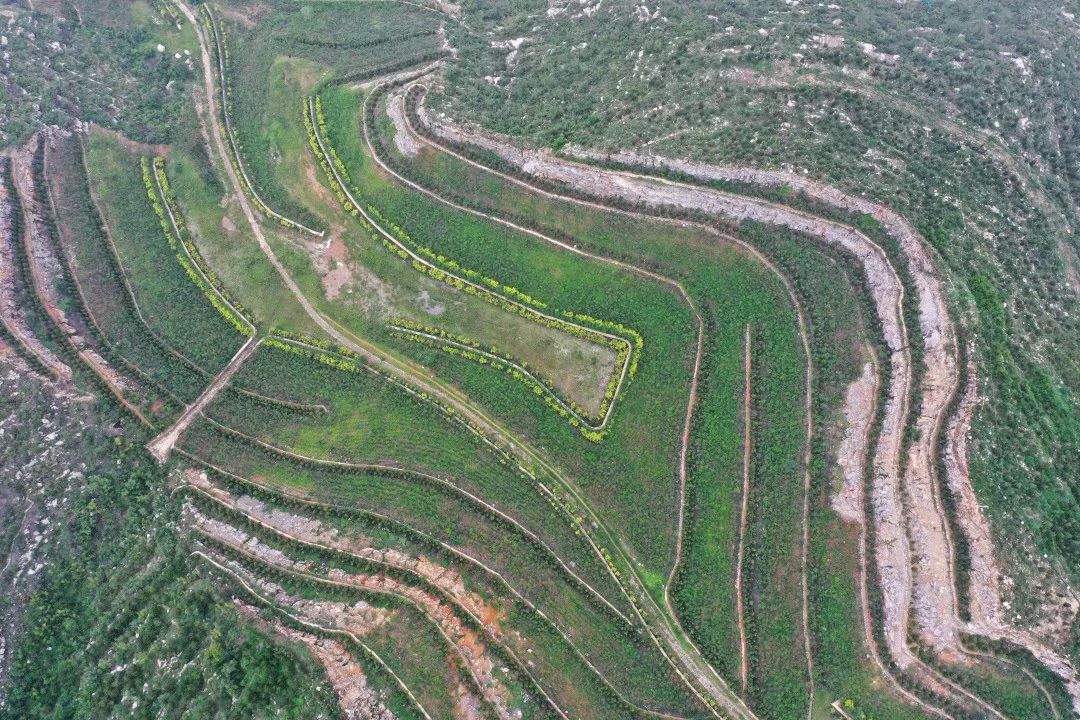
[233,600,399,720]
[202,5,324,238]
[735,324,751,695]
[146,336,257,462]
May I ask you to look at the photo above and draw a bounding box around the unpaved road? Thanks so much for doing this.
[147,336,256,462]
[175,3,757,712]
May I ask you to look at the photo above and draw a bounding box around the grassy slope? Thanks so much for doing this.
[363,116,945,718]
[45,134,188,419]
[325,85,698,580]
[162,144,316,336]
[364,94,828,715]
[200,342,627,616]
[186,346,710,716]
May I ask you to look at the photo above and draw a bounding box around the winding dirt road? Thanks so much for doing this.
[175,3,758,713]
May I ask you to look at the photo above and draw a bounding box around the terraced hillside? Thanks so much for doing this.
[0,1,1076,720]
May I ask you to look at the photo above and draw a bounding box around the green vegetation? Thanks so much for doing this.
[4,2,1074,718]
[320,83,700,576]
[366,88,835,715]
[1,2,196,149]
[0,417,339,720]
[43,135,184,422]
[212,0,444,228]
[84,128,245,371]
[198,339,628,612]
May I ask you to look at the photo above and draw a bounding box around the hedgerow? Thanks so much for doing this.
[140,157,254,338]
[389,318,616,440]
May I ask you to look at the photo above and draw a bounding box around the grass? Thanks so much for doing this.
[240,54,626,426]
[161,145,316,335]
[84,128,245,373]
[218,1,443,229]
[188,484,712,719]
[198,341,626,608]
[178,412,711,718]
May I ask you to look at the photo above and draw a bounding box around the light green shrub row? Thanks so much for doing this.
[140,157,254,337]
[304,97,641,434]
[389,318,614,441]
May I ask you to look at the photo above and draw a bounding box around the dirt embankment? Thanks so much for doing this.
[9,135,142,412]
[234,600,399,720]
[386,89,422,158]
[186,505,517,719]
[833,361,877,524]
[0,155,70,382]
[185,469,491,622]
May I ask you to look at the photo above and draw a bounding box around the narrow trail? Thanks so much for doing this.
[850,346,954,720]
[398,84,816,717]
[734,324,751,696]
[147,336,257,462]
